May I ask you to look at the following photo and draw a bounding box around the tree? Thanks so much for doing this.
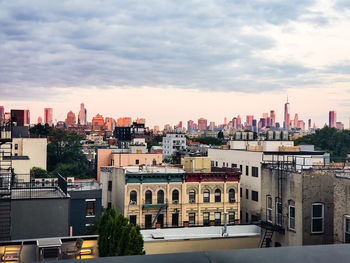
[217,131,224,139]
[97,208,145,257]
[30,167,50,178]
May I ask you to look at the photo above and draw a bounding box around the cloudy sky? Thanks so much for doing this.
[1,0,350,127]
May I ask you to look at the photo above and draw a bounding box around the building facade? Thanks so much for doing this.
[162,133,186,156]
[100,166,241,229]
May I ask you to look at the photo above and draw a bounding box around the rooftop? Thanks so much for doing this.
[68,179,101,191]
[141,225,260,242]
[11,187,67,199]
[123,166,185,174]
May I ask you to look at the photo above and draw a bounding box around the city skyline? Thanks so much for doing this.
[1,1,350,128]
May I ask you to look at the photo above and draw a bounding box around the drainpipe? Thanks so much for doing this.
[222,212,228,237]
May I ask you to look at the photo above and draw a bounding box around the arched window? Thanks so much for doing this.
[215,189,221,202]
[130,190,137,204]
[189,190,196,203]
[145,190,152,204]
[157,190,164,204]
[152,159,157,165]
[203,189,210,203]
[172,190,179,203]
[229,189,235,203]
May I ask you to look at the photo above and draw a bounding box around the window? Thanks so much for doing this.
[240,187,242,197]
[223,162,226,167]
[289,205,295,230]
[246,166,249,176]
[145,190,152,204]
[136,159,139,164]
[189,213,195,226]
[14,144,18,150]
[108,181,112,191]
[189,190,196,203]
[216,161,218,166]
[215,212,221,225]
[276,200,282,226]
[130,190,137,205]
[203,190,210,203]
[152,159,157,165]
[157,190,164,204]
[203,212,210,226]
[129,215,137,226]
[252,167,258,177]
[266,195,272,223]
[229,212,235,224]
[107,202,112,209]
[239,165,243,172]
[252,190,259,202]
[215,189,221,202]
[86,201,95,216]
[172,190,179,204]
[229,189,235,203]
[246,212,249,223]
[344,215,350,243]
[312,203,324,233]
[231,163,237,168]
[246,189,249,199]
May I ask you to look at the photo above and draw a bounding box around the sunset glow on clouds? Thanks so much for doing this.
[1,0,350,126]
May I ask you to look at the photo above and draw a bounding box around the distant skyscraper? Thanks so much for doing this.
[270,110,275,127]
[117,117,132,127]
[78,103,87,125]
[0,106,4,124]
[308,119,312,130]
[24,109,30,125]
[246,115,254,127]
[11,109,26,126]
[209,122,215,131]
[329,110,336,128]
[92,114,104,126]
[224,117,227,127]
[198,118,207,131]
[187,120,194,133]
[237,115,242,129]
[284,98,290,131]
[105,117,116,131]
[336,121,344,130]
[294,113,298,129]
[44,108,53,125]
[65,111,76,127]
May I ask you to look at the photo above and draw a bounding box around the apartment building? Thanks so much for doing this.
[162,133,186,156]
[100,166,241,229]
[208,133,325,224]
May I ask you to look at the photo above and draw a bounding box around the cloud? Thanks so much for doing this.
[0,0,345,100]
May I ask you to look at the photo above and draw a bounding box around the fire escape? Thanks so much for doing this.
[259,154,291,248]
[0,124,12,241]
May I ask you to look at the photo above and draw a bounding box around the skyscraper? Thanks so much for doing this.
[284,98,290,131]
[187,120,194,133]
[44,108,53,125]
[198,118,207,131]
[308,119,312,130]
[78,103,87,125]
[0,106,4,124]
[246,115,254,127]
[65,111,76,127]
[24,109,30,125]
[270,110,275,127]
[329,110,336,128]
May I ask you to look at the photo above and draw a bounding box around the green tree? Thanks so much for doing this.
[29,123,53,138]
[30,167,50,178]
[191,136,223,146]
[97,208,144,257]
[217,131,224,139]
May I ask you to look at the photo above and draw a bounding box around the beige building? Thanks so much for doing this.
[181,157,211,173]
[208,139,325,224]
[100,166,241,229]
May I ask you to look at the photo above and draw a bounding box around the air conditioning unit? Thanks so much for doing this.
[173,200,178,204]
[129,201,137,205]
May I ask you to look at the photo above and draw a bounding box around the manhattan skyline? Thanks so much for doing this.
[1,1,350,127]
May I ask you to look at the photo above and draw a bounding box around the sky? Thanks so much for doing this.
[1,0,350,127]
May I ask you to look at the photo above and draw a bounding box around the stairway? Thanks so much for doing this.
[260,229,273,248]
[0,199,11,240]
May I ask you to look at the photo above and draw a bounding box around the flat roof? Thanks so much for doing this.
[11,187,67,199]
[141,225,260,242]
[68,180,101,191]
[124,166,185,174]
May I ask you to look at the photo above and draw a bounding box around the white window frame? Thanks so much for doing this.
[311,203,324,233]
[288,205,295,231]
[266,195,272,223]
[344,215,350,243]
